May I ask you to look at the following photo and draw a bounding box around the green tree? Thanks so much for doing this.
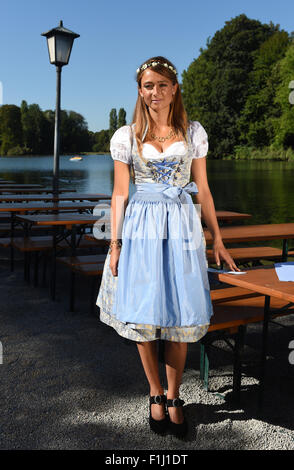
[118,108,127,128]
[60,110,91,153]
[181,14,279,157]
[109,108,117,138]
[0,105,22,155]
[270,41,294,149]
[237,31,290,148]
[20,102,48,154]
[92,129,110,152]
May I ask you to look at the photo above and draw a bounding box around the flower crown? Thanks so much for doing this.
[136,61,177,76]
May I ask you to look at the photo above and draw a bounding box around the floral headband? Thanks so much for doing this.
[136,61,177,76]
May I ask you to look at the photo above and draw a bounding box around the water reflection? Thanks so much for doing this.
[0,155,293,231]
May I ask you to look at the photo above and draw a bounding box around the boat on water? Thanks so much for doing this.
[69,156,83,161]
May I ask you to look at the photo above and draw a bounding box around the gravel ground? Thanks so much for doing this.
[0,249,294,451]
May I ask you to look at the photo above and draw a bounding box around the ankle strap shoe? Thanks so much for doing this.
[149,395,168,435]
[167,397,188,439]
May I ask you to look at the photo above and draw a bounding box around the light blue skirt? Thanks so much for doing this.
[109,182,214,329]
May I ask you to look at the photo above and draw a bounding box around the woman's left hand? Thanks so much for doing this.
[212,238,241,272]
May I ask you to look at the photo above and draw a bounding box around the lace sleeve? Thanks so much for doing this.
[189,121,209,159]
[110,125,132,164]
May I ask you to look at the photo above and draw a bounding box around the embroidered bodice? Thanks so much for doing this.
[110,120,208,187]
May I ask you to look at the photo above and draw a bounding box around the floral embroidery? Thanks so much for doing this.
[146,157,183,183]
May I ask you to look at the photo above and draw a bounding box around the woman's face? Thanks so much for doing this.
[139,69,178,113]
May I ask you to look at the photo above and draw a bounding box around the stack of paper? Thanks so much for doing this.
[274,262,294,281]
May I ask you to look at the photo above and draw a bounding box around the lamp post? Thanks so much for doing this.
[41,21,80,197]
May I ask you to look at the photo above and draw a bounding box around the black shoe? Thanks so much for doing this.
[149,395,168,435]
[167,398,188,438]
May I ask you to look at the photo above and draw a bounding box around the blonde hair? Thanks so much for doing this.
[132,56,188,161]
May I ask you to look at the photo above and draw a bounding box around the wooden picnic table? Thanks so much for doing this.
[0,192,111,203]
[0,202,100,271]
[15,212,102,300]
[0,187,77,194]
[212,264,294,412]
[204,223,294,260]
[209,210,251,223]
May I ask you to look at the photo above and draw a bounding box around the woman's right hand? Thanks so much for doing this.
[109,247,121,277]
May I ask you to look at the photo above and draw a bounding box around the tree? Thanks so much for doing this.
[92,129,110,152]
[0,105,22,155]
[237,31,290,148]
[109,108,117,139]
[181,14,279,157]
[20,102,49,154]
[270,41,294,149]
[118,108,127,128]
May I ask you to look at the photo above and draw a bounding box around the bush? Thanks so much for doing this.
[6,145,26,156]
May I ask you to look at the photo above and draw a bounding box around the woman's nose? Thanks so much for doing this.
[152,85,161,96]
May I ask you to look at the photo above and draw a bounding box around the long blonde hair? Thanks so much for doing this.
[132,56,188,160]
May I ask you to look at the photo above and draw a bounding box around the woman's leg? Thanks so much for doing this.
[136,341,165,420]
[164,341,188,424]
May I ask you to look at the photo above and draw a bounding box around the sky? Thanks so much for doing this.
[1,0,294,132]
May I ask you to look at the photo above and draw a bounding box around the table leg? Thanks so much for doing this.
[10,213,15,272]
[50,226,57,300]
[69,225,77,312]
[282,239,288,261]
[232,325,246,406]
[258,295,271,413]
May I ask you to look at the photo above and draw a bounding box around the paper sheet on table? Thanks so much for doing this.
[274,262,294,281]
[207,267,247,275]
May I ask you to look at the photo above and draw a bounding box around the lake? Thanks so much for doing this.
[0,154,293,242]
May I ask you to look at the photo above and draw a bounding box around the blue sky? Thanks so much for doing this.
[1,0,293,132]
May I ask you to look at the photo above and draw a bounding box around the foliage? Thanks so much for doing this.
[181,14,289,158]
[118,108,127,128]
[0,105,22,155]
[109,108,117,139]
[0,102,127,156]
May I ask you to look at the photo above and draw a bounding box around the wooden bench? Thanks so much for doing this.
[10,236,99,285]
[56,255,107,313]
[206,246,284,266]
[66,261,106,313]
[200,289,294,405]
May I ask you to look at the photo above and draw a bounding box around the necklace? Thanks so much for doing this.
[150,128,175,143]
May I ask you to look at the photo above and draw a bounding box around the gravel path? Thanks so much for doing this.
[0,252,294,450]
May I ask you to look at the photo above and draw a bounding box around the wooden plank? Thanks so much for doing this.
[206,246,283,262]
[204,223,294,244]
[57,254,107,266]
[214,265,294,303]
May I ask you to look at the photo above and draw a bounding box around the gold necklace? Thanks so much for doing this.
[150,128,175,143]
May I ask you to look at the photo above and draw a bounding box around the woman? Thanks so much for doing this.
[97,56,240,438]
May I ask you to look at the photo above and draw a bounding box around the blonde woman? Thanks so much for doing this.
[97,56,240,438]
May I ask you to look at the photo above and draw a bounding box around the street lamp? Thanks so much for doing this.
[41,21,80,197]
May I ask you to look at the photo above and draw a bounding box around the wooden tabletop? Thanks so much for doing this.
[92,210,252,226]
[0,202,98,213]
[213,265,294,303]
[0,183,43,188]
[210,210,251,221]
[204,223,294,244]
[16,212,98,226]
[0,193,111,203]
[0,187,77,194]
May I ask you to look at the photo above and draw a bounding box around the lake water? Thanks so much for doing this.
[0,154,293,237]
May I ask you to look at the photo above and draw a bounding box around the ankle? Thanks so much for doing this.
[150,388,165,397]
[166,391,179,400]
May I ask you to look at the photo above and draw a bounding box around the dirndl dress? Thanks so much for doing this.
[96,120,214,342]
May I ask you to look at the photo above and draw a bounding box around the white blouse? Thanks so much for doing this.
[110,121,208,164]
